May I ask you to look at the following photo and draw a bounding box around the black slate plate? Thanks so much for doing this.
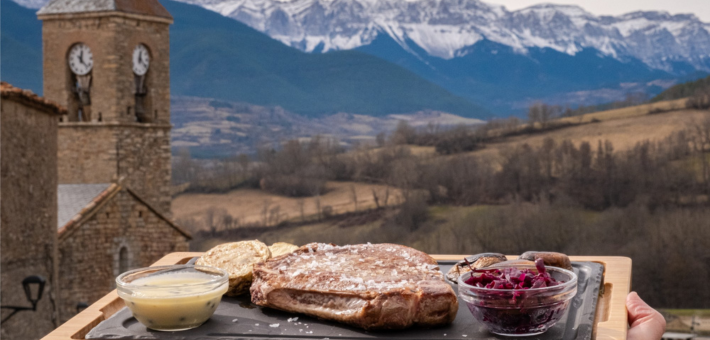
[87,260,603,340]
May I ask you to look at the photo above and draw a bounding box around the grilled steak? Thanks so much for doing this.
[250,243,458,330]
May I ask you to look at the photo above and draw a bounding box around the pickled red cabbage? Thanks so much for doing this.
[463,258,562,289]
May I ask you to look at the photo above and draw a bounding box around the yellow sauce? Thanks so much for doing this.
[118,272,228,331]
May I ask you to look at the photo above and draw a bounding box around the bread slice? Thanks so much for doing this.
[251,243,458,330]
[196,240,271,296]
[269,242,299,257]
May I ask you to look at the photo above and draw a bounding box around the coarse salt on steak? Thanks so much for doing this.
[250,243,458,330]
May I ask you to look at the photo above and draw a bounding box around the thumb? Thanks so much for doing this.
[627,292,666,340]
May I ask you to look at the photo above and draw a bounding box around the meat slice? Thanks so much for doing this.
[250,243,458,330]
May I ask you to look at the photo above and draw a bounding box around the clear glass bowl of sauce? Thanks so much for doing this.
[116,265,228,331]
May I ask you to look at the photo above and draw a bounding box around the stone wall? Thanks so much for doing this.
[41,13,171,124]
[1,99,59,339]
[57,189,189,322]
[58,123,172,214]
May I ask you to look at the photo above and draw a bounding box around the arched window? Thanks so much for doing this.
[118,247,129,274]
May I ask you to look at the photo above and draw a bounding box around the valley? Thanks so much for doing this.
[175,96,709,234]
[176,96,710,309]
[171,96,483,157]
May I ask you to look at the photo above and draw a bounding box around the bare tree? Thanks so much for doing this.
[297,199,306,222]
[372,189,381,209]
[268,205,282,226]
[314,195,322,221]
[349,184,358,211]
[375,132,386,148]
[261,199,272,227]
[238,153,250,175]
[528,102,559,129]
[222,213,234,230]
[390,120,417,145]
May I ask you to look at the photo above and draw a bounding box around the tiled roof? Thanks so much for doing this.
[37,0,172,19]
[58,183,113,229]
[1,82,66,115]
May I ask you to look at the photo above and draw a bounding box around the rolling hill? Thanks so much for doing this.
[0,0,488,118]
[652,74,710,102]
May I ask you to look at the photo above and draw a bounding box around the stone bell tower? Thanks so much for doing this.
[38,0,174,214]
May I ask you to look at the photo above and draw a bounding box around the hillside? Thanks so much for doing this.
[175,99,708,232]
[469,107,708,163]
[653,75,710,102]
[173,181,402,231]
[172,96,483,158]
[0,0,488,118]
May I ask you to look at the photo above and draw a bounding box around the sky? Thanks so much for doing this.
[485,0,710,21]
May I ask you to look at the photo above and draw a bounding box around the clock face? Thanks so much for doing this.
[132,44,150,76]
[68,43,93,76]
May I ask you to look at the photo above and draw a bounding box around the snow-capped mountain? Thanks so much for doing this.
[165,0,710,72]
[15,0,710,114]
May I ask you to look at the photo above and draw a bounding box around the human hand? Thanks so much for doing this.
[627,291,666,340]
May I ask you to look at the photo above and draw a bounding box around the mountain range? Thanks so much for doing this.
[5,0,710,116]
[2,0,485,117]
[170,0,710,112]
[173,0,710,71]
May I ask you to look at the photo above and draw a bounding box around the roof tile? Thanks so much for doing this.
[1,82,67,115]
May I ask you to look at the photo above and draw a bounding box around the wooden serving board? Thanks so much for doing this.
[41,253,632,340]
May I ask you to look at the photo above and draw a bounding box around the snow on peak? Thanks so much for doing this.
[16,0,704,71]
[170,0,709,70]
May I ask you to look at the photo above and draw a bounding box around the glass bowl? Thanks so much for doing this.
[457,262,577,336]
[116,265,229,331]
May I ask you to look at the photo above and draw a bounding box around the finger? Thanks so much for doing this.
[627,292,666,332]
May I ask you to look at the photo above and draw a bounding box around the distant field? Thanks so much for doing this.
[557,98,688,124]
[470,108,709,163]
[189,205,490,252]
[173,181,402,232]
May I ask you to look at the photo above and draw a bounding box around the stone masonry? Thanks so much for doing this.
[57,187,189,323]
[1,84,63,340]
[57,123,172,214]
[40,14,171,124]
[40,6,174,215]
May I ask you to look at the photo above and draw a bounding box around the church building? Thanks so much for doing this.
[38,0,190,324]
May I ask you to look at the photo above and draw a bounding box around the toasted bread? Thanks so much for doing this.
[196,240,271,296]
[269,242,299,257]
[251,243,458,330]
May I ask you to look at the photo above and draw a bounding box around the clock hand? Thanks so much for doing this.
[79,50,87,67]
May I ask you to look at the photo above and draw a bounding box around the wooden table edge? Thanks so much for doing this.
[42,252,631,340]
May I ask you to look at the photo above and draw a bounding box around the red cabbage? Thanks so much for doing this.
[463,258,562,290]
